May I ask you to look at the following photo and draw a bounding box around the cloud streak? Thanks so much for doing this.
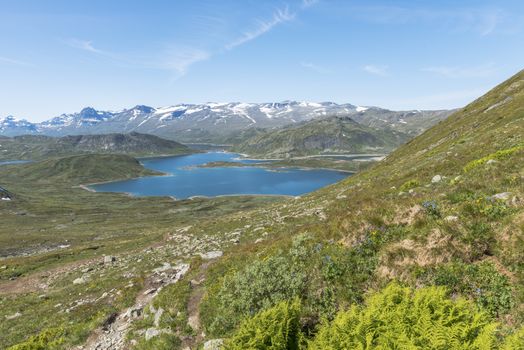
[162,47,211,76]
[66,38,112,56]
[363,64,388,76]
[348,5,515,36]
[0,56,33,67]
[301,61,330,74]
[225,6,296,50]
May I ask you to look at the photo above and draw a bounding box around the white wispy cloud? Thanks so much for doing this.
[0,56,33,67]
[225,6,296,50]
[349,5,515,36]
[67,38,107,55]
[300,61,329,74]
[161,47,211,76]
[422,64,497,78]
[363,64,389,76]
[301,0,319,9]
[66,38,208,77]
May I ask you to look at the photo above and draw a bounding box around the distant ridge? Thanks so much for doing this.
[0,132,193,160]
[0,102,451,143]
[233,115,411,158]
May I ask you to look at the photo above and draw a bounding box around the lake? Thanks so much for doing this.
[0,160,32,166]
[89,152,350,199]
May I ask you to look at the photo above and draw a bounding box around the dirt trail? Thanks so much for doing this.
[79,263,190,350]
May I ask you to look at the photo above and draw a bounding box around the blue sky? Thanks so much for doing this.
[1,0,523,122]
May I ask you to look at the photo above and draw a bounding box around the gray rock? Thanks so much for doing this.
[431,175,442,183]
[104,255,116,265]
[491,192,511,201]
[153,307,164,327]
[73,276,87,285]
[199,251,223,260]
[5,312,22,320]
[153,262,172,273]
[444,215,459,222]
[188,314,199,331]
[203,339,224,350]
[145,328,160,341]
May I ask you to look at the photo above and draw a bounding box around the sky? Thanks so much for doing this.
[1,0,523,122]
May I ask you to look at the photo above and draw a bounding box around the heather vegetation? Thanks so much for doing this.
[1,70,523,349]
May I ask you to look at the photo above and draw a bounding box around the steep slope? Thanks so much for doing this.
[0,132,192,160]
[194,70,524,345]
[1,71,523,349]
[1,103,449,143]
[233,115,410,158]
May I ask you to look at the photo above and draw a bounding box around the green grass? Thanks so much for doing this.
[1,70,524,348]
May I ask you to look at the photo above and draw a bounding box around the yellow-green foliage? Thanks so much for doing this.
[399,179,420,192]
[463,145,523,173]
[309,282,498,350]
[224,299,303,350]
[501,327,524,350]
[7,327,65,350]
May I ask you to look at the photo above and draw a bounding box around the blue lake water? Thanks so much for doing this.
[89,152,350,199]
[0,160,32,166]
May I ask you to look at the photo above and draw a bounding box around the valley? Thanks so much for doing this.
[0,70,523,349]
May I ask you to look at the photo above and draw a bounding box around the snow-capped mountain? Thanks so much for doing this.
[0,102,451,142]
[0,116,38,136]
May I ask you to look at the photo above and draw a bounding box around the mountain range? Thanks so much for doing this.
[0,102,452,143]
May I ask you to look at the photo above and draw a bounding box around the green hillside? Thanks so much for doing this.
[1,153,159,184]
[1,71,523,349]
[233,115,410,158]
[0,132,193,161]
[199,70,524,346]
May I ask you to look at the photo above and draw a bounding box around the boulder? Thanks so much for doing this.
[73,276,87,285]
[145,328,160,341]
[203,339,224,350]
[104,255,116,264]
[444,216,459,222]
[491,192,511,201]
[153,307,164,327]
[199,251,223,260]
[431,175,442,183]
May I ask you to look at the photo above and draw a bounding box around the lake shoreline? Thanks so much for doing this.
[84,151,352,199]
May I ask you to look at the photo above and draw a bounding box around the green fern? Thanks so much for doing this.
[309,282,498,350]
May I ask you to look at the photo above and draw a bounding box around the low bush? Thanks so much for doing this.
[463,145,523,173]
[224,299,303,350]
[419,261,514,318]
[8,327,66,350]
[309,282,498,350]
[399,179,420,192]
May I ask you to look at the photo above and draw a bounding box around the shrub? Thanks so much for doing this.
[223,299,304,350]
[8,327,65,350]
[422,200,441,218]
[309,282,498,350]
[462,196,511,220]
[463,145,523,172]
[501,326,524,350]
[399,179,420,192]
[207,236,310,335]
[420,261,514,318]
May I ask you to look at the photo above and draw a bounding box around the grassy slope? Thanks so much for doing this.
[0,132,193,161]
[195,70,524,341]
[1,70,523,348]
[233,115,410,158]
